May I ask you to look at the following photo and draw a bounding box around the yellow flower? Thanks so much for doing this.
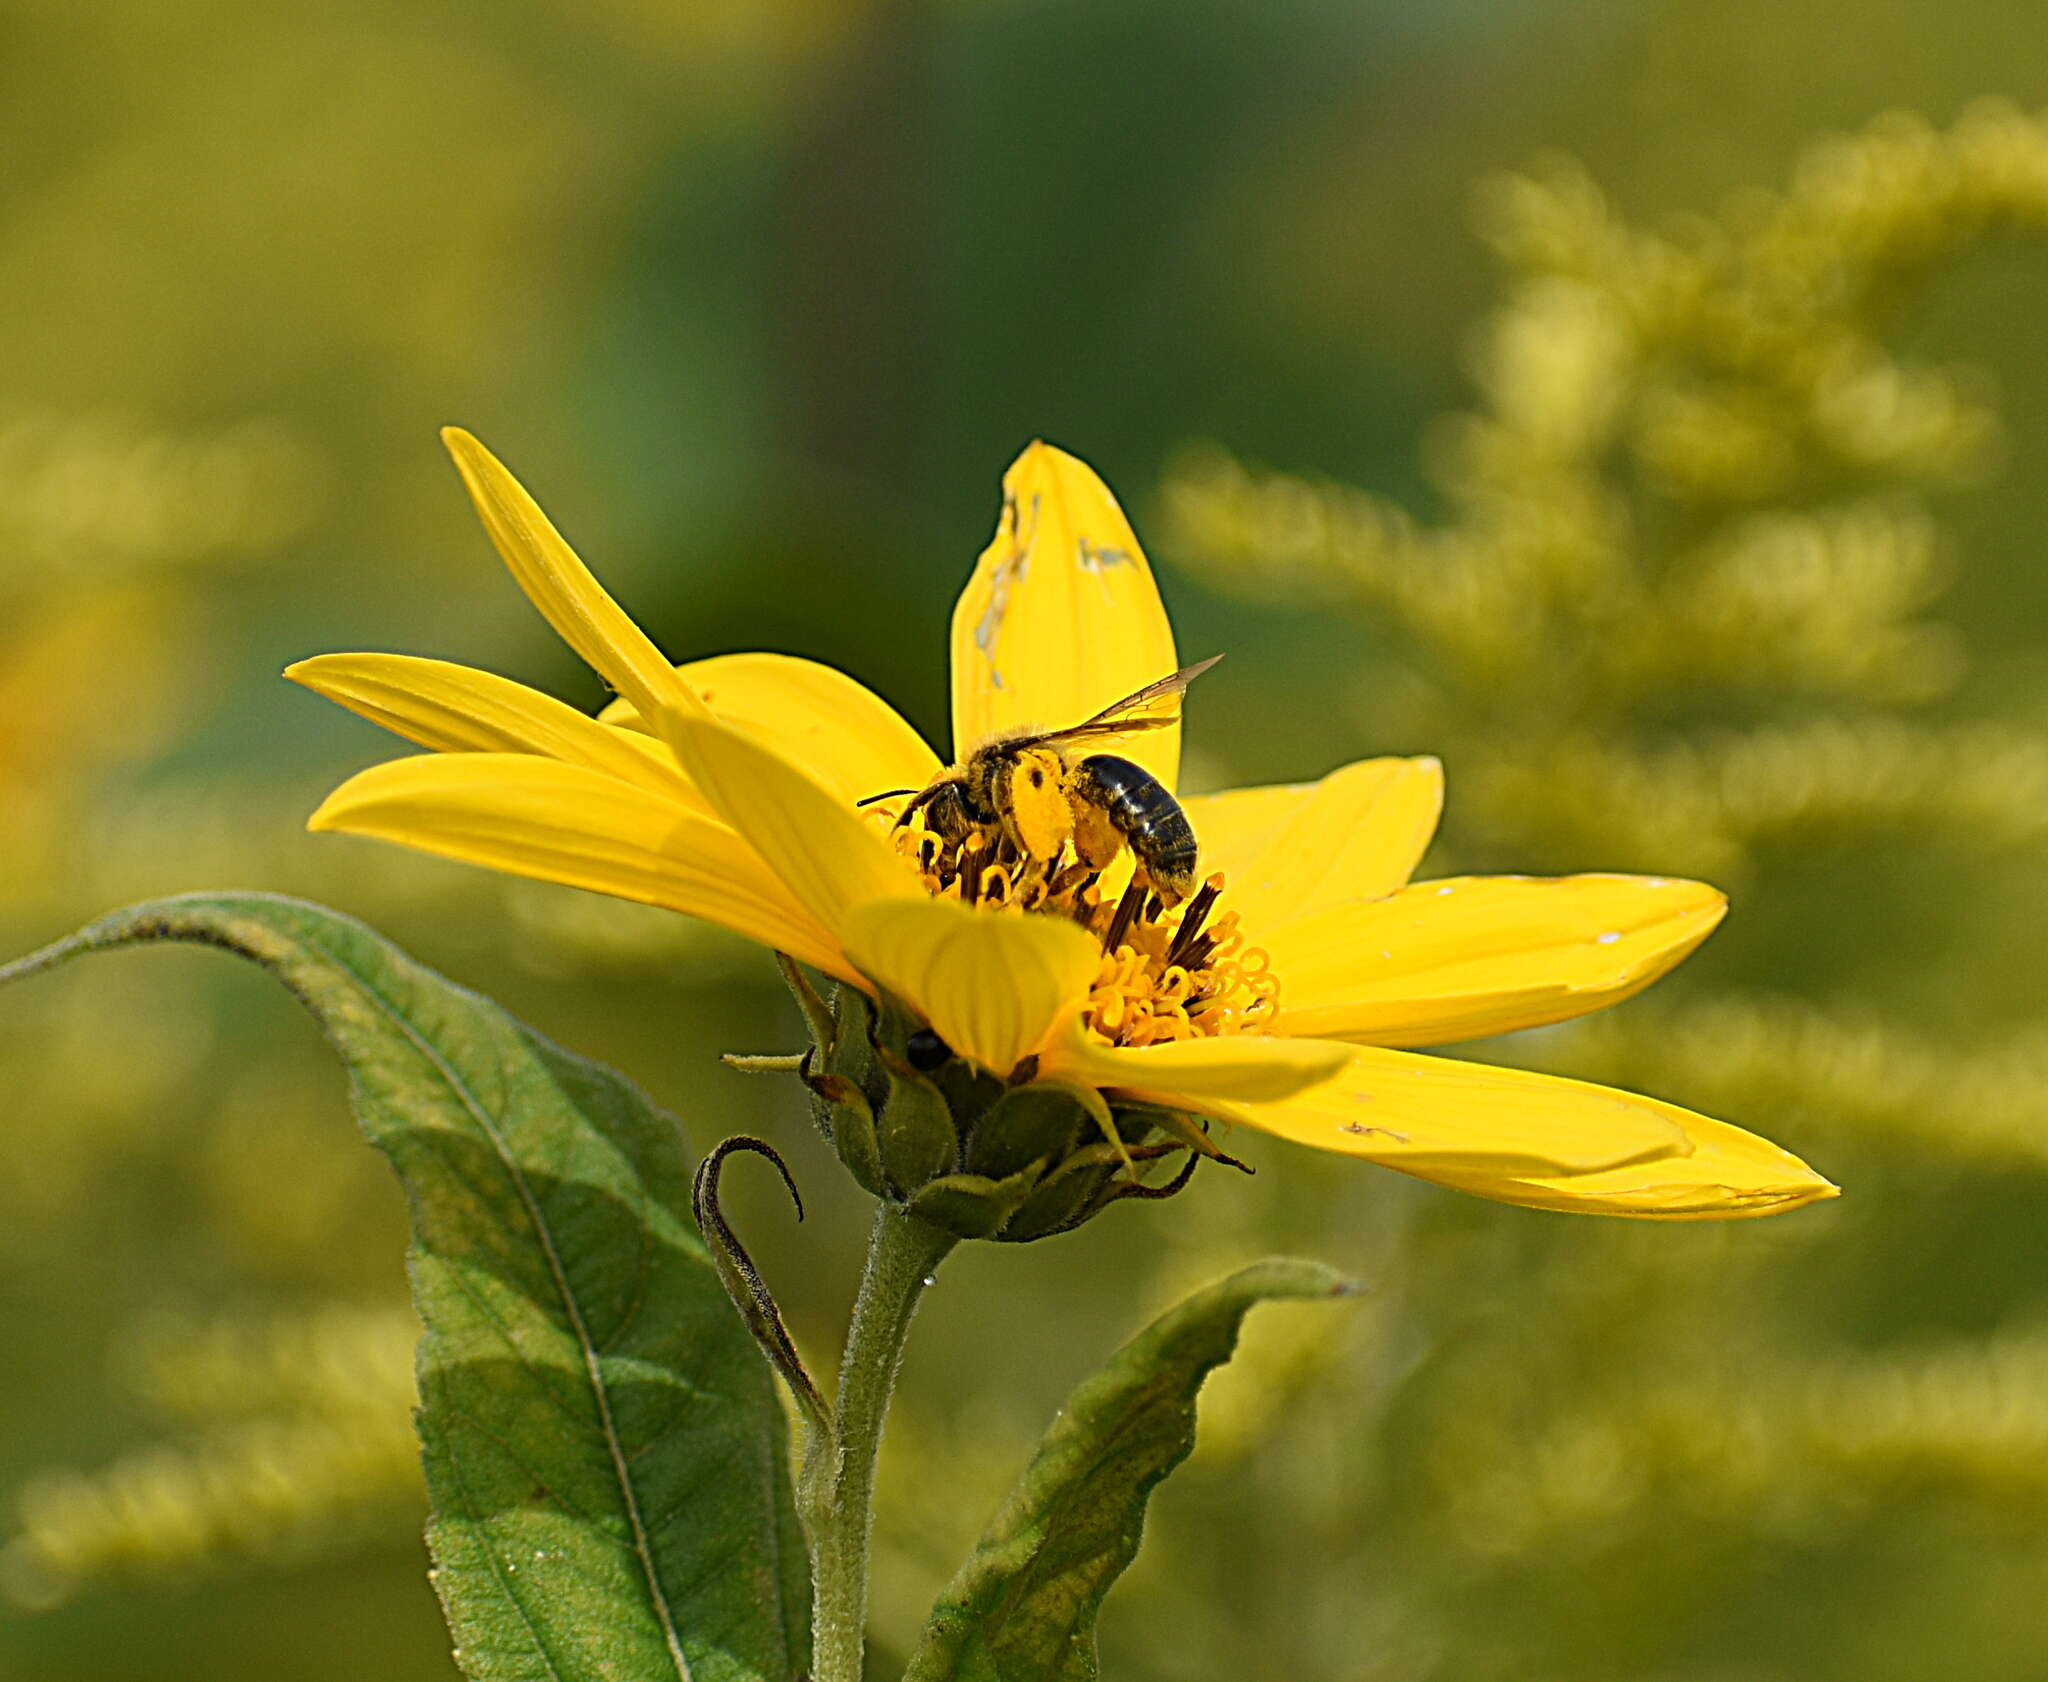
[290,430,1838,1221]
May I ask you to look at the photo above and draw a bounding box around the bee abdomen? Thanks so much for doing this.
[1072,754,1197,897]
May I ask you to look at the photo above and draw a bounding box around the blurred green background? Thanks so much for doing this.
[6,2,2048,1679]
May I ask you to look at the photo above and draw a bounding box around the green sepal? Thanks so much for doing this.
[790,970,1213,1244]
[806,1062,887,1198]
[776,951,837,1064]
[904,1259,1355,1682]
[863,983,917,1059]
[1109,1103,1172,1145]
[875,1055,961,1196]
[932,1057,1008,1134]
[907,1163,1048,1240]
[965,1081,1088,1180]
[1123,1101,1245,1167]
[824,981,887,1111]
[997,1153,1116,1243]
[995,1109,1179,1243]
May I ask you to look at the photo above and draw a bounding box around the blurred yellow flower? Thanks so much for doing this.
[289,430,1837,1220]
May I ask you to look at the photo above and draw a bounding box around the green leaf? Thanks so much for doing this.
[1,893,809,1682]
[904,1257,1353,1682]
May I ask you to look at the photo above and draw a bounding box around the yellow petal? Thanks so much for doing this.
[440,429,703,729]
[949,442,1183,788]
[1174,780,1308,863]
[1182,756,1443,927]
[1168,1043,1696,1176]
[1444,1111,1839,1220]
[839,898,1100,1075]
[1266,874,1727,1047]
[1039,1026,1353,1105]
[287,653,696,804]
[662,712,918,938]
[307,752,849,979]
[602,652,940,807]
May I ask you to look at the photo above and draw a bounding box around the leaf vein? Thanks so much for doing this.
[301,926,698,1682]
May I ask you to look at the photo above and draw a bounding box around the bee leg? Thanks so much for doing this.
[1069,796,1125,873]
[890,784,937,830]
[915,780,976,846]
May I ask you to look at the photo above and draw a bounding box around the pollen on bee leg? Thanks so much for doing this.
[1070,801,1123,871]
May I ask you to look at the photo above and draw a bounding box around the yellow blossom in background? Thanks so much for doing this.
[289,430,1835,1219]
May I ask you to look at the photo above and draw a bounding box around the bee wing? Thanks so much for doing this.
[1077,653,1225,729]
[1011,654,1224,753]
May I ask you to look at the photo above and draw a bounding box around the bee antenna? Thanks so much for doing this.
[855,788,917,807]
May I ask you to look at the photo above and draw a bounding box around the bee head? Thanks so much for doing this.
[921,779,975,843]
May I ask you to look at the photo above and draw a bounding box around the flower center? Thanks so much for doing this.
[867,803,1281,1048]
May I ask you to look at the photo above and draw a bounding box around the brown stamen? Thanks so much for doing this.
[1101,878,1148,954]
[1165,873,1225,968]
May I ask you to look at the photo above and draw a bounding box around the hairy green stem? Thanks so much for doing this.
[802,1204,958,1682]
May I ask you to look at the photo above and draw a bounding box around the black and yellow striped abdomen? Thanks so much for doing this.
[1069,753,1197,899]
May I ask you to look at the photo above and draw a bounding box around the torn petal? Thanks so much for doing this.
[949,442,1182,789]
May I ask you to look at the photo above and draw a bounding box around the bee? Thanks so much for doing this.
[860,655,1221,904]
